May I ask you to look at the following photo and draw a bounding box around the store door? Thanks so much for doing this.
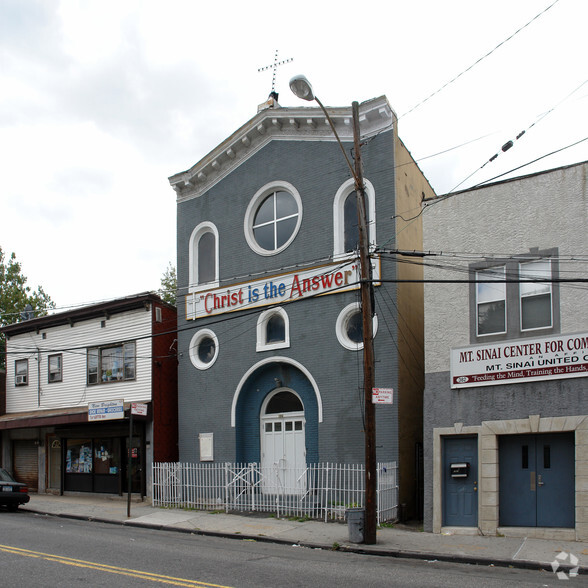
[442,436,478,527]
[47,437,62,491]
[13,440,39,491]
[499,433,574,527]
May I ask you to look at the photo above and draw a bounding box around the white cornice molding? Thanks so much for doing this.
[169,96,395,203]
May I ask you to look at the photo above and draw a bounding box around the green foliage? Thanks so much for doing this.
[0,246,55,369]
[159,262,177,306]
[287,514,310,522]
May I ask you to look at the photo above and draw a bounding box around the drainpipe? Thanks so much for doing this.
[37,348,41,407]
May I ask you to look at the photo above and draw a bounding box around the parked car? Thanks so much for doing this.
[0,468,30,511]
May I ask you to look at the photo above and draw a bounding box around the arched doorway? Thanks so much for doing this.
[260,389,306,494]
[233,359,320,470]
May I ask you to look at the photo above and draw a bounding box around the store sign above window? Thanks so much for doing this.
[450,332,588,388]
[186,257,381,320]
[88,399,125,421]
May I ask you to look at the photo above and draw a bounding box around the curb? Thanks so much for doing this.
[26,508,587,576]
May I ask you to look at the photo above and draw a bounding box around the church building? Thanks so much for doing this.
[169,91,434,519]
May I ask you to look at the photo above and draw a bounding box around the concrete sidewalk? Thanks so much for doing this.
[20,494,587,576]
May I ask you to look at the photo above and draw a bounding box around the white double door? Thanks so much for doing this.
[261,412,306,495]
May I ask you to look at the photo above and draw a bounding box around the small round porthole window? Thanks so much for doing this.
[336,302,378,351]
[189,329,219,370]
[244,181,302,256]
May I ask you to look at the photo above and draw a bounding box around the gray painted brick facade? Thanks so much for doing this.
[176,132,400,466]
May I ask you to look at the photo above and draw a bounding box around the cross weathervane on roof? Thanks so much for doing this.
[258,50,293,96]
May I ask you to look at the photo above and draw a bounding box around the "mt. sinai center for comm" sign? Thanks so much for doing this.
[451,332,588,389]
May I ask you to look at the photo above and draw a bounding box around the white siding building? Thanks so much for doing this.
[1,293,178,496]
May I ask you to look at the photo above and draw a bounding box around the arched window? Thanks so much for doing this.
[265,391,303,414]
[189,222,219,291]
[344,191,360,253]
[256,307,290,351]
[266,313,285,343]
[333,178,376,258]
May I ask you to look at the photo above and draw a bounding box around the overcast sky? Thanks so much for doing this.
[2,0,586,311]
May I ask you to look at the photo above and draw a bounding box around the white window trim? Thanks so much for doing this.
[256,307,290,352]
[244,181,303,256]
[189,328,219,370]
[336,302,378,351]
[48,353,63,383]
[15,358,28,386]
[188,222,219,293]
[333,178,376,260]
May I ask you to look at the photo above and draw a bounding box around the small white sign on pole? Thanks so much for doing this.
[372,387,393,404]
[131,402,148,416]
[88,399,124,421]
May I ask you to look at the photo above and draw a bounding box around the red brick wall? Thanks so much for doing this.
[0,369,5,415]
[151,302,178,462]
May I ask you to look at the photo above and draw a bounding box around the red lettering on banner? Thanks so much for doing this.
[321,274,334,288]
[290,274,303,298]
[477,348,501,361]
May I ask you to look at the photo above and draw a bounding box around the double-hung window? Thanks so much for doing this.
[519,260,552,330]
[15,359,28,386]
[476,266,506,336]
[48,354,62,383]
[87,342,136,385]
[471,250,557,342]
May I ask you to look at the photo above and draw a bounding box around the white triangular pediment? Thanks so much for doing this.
[169,96,395,202]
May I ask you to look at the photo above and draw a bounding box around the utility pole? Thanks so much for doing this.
[352,101,377,545]
[289,77,378,544]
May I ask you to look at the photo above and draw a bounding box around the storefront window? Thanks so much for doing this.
[66,439,93,474]
[93,439,120,475]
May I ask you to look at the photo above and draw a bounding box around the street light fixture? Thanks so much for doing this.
[290,75,378,545]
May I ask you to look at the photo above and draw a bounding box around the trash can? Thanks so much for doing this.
[346,507,365,543]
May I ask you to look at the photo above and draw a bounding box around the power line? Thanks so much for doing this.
[449,80,588,192]
[399,0,561,119]
[461,136,588,191]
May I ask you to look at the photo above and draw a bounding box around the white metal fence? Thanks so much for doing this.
[152,461,398,523]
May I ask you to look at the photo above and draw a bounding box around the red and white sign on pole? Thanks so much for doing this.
[372,388,393,404]
[131,402,148,416]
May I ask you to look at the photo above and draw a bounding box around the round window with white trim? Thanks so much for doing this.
[244,181,302,255]
[336,302,378,351]
[189,329,219,370]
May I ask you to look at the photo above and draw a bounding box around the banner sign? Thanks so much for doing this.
[88,399,124,421]
[186,257,380,320]
[451,332,588,388]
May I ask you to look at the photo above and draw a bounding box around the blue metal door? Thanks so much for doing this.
[443,436,478,527]
[499,433,574,528]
